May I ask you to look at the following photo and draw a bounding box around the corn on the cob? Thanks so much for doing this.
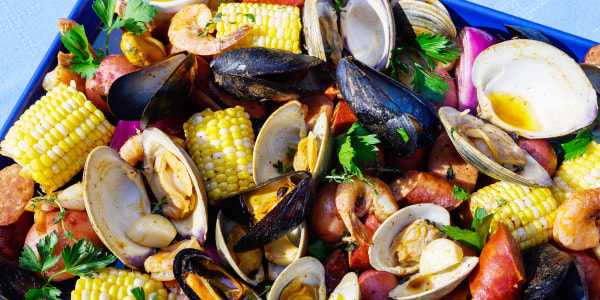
[71,267,176,300]
[215,2,302,53]
[183,106,256,206]
[551,140,600,203]
[0,81,114,192]
[469,181,559,250]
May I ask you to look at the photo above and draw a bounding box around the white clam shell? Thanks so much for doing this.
[268,256,327,300]
[83,146,155,269]
[473,39,597,139]
[369,203,450,276]
[328,272,360,300]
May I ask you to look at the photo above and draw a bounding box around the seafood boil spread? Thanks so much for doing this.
[3,0,600,299]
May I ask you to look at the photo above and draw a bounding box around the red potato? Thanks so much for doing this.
[331,100,358,137]
[428,131,479,192]
[24,210,104,281]
[324,249,350,294]
[309,183,347,243]
[386,147,429,171]
[391,170,463,210]
[469,223,526,300]
[584,44,600,65]
[517,138,558,177]
[358,269,399,300]
[85,54,137,113]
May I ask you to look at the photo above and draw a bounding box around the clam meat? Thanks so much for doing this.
[267,256,327,300]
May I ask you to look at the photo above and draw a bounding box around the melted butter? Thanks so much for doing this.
[487,92,541,132]
[280,277,319,300]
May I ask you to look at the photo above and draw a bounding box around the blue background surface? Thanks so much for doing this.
[0,0,599,129]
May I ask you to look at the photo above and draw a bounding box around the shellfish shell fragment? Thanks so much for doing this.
[267,256,327,300]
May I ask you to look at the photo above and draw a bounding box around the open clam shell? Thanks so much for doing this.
[108,51,197,129]
[173,248,262,300]
[267,256,327,300]
[220,171,312,252]
[142,127,208,243]
[369,203,450,276]
[329,272,360,300]
[83,146,155,269]
[392,0,456,40]
[439,106,553,187]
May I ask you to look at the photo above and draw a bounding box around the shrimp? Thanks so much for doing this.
[168,4,249,56]
[335,176,398,245]
[553,187,600,250]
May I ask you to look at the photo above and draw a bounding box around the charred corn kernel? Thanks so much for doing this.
[470,181,559,250]
[215,2,302,53]
[551,140,600,203]
[184,106,256,206]
[0,81,114,192]
[71,267,175,300]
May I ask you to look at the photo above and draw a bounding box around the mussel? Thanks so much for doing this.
[173,248,262,300]
[210,47,325,101]
[220,171,312,252]
[108,51,197,129]
[336,57,440,158]
[504,25,551,43]
[522,243,572,299]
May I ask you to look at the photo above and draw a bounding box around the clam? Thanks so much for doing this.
[209,47,325,101]
[369,203,450,276]
[83,146,155,269]
[253,101,333,184]
[303,0,395,70]
[328,272,360,300]
[173,248,262,300]
[439,106,553,187]
[336,57,440,158]
[472,39,597,139]
[267,256,327,300]
[392,0,456,41]
[108,51,197,129]
[220,171,312,252]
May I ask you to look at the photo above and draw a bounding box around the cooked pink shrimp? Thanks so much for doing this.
[553,187,600,250]
[335,176,398,245]
[168,4,249,56]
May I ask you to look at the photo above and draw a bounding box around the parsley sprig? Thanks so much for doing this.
[560,128,600,161]
[453,185,469,201]
[441,207,494,252]
[19,230,117,300]
[390,33,462,102]
[59,25,100,80]
[198,12,222,38]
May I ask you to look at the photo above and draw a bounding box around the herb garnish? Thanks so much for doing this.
[243,13,255,22]
[446,166,455,180]
[152,196,167,214]
[20,231,117,300]
[132,287,159,300]
[441,207,494,252]
[397,128,410,143]
[332,0,346,12]
[308,240,336,261]
[561,128,599,161]
[198,12,222,38]
[59,25,100,80]
[390,33,462,102]
[453,185,469,201]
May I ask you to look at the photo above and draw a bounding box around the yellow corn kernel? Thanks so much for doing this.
[552,141,600,203]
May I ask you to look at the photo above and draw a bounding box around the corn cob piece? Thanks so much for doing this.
[0,81,114,192]
[215,2,302,53]
[71,267,176,300]
[470,181,559,250]
[183,106,256,206]
[551,140,600,203]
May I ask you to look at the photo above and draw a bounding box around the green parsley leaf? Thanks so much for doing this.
[60,25,100,80]
[92,0,118,29]
[335,121,380,180]
[332,0,346,12]
[152,196,167,214]
[345,242,358,251]
[61,238,117,277]
[390,33,462,102]
[244,13,255,22]
[446,166,455,180]
[308,240,335,261]
[199,12,222,37]
[339,229,349,237]
[122,0,157,34]
[561,128,599,161]
[441,207,494,252]
[131,287,146,300]
[453,185,469,201]
[471,207,494,243]
[397,128,410,143]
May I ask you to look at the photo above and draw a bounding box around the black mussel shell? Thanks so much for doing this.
[174,248,261,300]
[219,171,312,252]
[108,51,197,129]
[504,25,551,43]
[336,57,440,158]
[0,256,45,300]
[210,47,325,101]
[522,243,572,299]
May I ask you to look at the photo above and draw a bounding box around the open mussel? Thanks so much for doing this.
[336,57,440,158]
[504,25,551,43]
[108,51,197,129]
[220,171,311,252]
[173,248,262,300]
[210,47,325,101]
[522,243,572,299]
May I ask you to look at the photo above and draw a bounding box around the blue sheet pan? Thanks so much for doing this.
[1,1,597,168]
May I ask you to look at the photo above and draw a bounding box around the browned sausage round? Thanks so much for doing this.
[391,170,463,210]
[0,164,34,226]
[324,249,350,294]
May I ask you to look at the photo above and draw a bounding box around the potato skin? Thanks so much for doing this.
[517,138,558,177]
[309,182,347,243]
[469,223,525,300]
[358,269,399,300]
[24,210,104,281]
[85,54,137,113]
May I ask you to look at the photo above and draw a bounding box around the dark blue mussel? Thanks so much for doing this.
[210,47,326,101]
[173,248,261,300]
[522,243,572,299]
[219,171,312,252]
[504,25,551,43]
[336,57,440,158]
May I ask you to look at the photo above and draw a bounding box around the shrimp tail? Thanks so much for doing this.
[217,27,251,51]
[340,211,372,246]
